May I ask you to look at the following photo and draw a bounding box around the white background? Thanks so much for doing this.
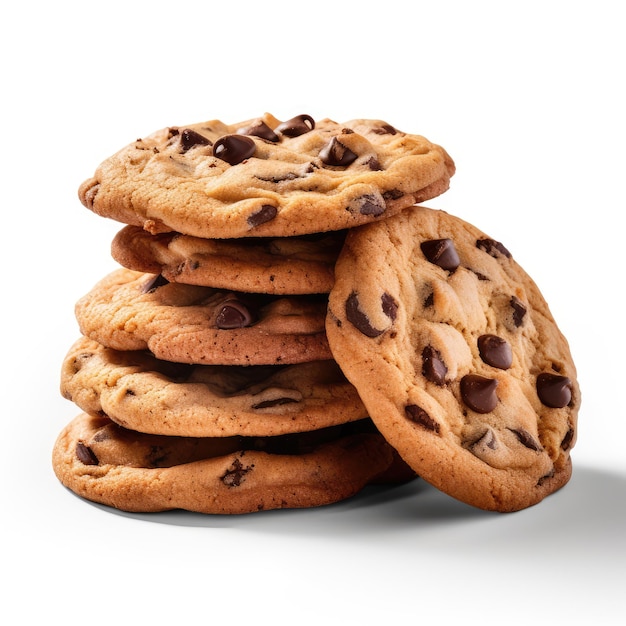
[2,1,624,623]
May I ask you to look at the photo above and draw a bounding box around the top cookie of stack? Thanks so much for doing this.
[78,113,455,241]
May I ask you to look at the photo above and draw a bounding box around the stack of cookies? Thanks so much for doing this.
[53,113,580,514]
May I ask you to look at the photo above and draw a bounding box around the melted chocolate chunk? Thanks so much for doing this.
[477,334,513,369]
[420,239,460,272]
[216,300,255,329]
[476,238,512,259]
[247,205,277,227]
[76,442,99,466]
[357,194,385,216]
[460,375,499,413]
[345,291,398,338]
[422,345,447,385]
[275,114,315,137]
[237,120,279,142]
[142,274,169,293]
[180,128,212,152]
[405,404,440,433]
[213,134,256,165]
[536,373,572,408]
[510,296,527,327]
[508,428,542,451]
[221,457,252,487]
[319,137,358,166]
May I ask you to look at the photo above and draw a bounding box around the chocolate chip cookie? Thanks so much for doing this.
[52,413,403,514]
[111,225,343,294]
[61,337,368,437]
[78,113,455,239]
[326,206,580,512]
[75,269,331,365]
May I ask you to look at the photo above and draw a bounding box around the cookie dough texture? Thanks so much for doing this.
[111,225,343,294]
[78,113,455,239]
[326,206,580,512]
[75,269,331,365]
[61,337,368,437]
[52,413,399,514]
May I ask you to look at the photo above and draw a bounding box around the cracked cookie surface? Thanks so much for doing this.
[79,113,455,239]
[326,206,580,512]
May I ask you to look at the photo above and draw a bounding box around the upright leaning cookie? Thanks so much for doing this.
[78,113,455,239]
[326,206,580,512]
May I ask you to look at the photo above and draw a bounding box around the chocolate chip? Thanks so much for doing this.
[142,274,169,293]
[275,114,315,137]
[508,427,542,451]
[477,334,512,369]
[237,120,279,142]
[476,238,512,259]
[536,373,572,408]
[420,239,460,272]
[510,296,527,327]
[383,189,404,201]
[422,345,447,385]
[460,375,498,413]
[405,404,440,433]
[345,291,398,338]
[76,442,99,466]
[381,292,399,321]
[319,137,358,166]
[372,124,397,135]
[180,128,212,152]
[366,157,383,171]
[216,300,255,329]
[357,194,386,216]
[221,458,252,487]
[213,134,256,165]
[247,205,277,227]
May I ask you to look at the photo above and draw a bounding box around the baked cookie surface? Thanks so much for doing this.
[111,225,343,294]
[52,413,401,514]
[78,113,455,239]
[75,269,331,365]
[61,337,368,437]
[326,206,580,512]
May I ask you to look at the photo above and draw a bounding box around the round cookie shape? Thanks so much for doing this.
[326,206,580,512]
[75,269,331,365]
[61,337,369,437]
[111,225,343,294]
[78,113,455,239]
[52,413,399,514]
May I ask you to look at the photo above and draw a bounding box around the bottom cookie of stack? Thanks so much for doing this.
[52,413,412,515]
